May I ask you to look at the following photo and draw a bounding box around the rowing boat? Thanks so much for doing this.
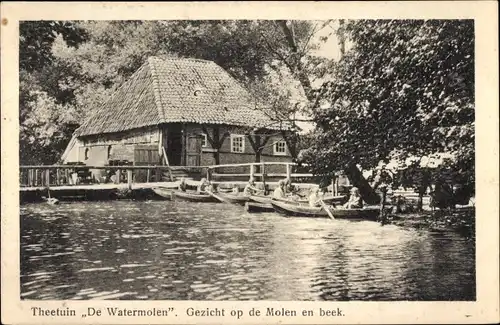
[249,195,273,204]
[171,190,220,203]
[271,200,379,221]
[320,195,347,205]
[151,187,173,200]
[217,193,250,205]
[251,194,346,206]
[250,195,301,205]
[245,202,275,213]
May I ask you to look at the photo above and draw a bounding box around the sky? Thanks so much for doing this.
[289,20,351,133]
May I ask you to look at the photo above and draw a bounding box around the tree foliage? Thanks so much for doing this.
[19,20,330,164]
[302,20,475,187]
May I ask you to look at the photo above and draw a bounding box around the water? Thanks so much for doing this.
[20,201,475,301]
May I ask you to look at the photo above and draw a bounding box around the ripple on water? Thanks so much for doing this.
[20,201,475,301]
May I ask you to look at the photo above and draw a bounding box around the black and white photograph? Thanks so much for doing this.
[1,1,499,324]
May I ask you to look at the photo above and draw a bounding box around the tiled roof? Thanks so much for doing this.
[75,57,285,137]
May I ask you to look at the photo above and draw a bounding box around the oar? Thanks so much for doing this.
[207,191,228,203]
[319,200,335,220]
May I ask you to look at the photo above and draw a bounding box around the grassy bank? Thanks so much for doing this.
[384,208,475,239]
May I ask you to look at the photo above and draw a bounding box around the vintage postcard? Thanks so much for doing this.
[1,1,499,324]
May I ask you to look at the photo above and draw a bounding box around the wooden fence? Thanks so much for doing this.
[19,162,317,189]
[206,162,313,182]
[19,165,199,188]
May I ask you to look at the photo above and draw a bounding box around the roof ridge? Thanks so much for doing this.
[147,57,166,123]
[149,55,216,64]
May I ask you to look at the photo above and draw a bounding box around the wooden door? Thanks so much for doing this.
[134,145,161,182]
[186,135,202,166]
[167,129,183,166]
[134,145,161,166]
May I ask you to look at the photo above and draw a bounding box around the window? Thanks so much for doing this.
[84,148,90,160]
[230,134,245,153]
[274,140,287,156]
[201,133,208,148]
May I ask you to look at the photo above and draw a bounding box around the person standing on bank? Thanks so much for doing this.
[372,163,393,190]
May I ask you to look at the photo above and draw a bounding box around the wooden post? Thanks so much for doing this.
[65,169,70,185]
[27,169,32,187]
[206,167,211,182]
[35,169,39,186]
[45,169,50,188]
[56,169,60,186]
[261,163,266,189]
[127,169,133,190]
[286,163,292,180]
[379,186,388,225]
[116,169,121,184]
[146,168,151,183]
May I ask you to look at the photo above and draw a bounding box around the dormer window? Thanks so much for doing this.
[193,85,204,97]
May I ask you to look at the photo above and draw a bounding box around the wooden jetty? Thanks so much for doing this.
[19,162,327,203]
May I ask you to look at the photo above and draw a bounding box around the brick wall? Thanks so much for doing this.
[75,123,291,173]
[186,123,292,173]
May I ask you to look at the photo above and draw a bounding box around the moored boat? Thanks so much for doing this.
[217,193,250,205]
[245,202,275,213]
[151,187,173,200]
[320,195,347,205]
[171,191,220,203]
[271,200,379,221]
[251,194,346,206]
[249,195,272,204]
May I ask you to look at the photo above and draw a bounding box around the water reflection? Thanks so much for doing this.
[20,201,475,300]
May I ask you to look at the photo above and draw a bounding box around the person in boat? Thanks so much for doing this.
[308,187,323,207]
[232,185,240,195]
[197,178,214,194]
[243,179,261,196]
[178,177,187,192]
[284,177,302,199]
[273,180,287,199]
[343,187,363,209]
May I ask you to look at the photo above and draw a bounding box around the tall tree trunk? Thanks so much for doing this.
[214,150,220,165]
[277,20,315,102]
[255,150,261,163]
[212,127,221,165]
[344,163,380,205]
[338,19,346,57]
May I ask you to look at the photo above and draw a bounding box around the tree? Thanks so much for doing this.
[19,20,333,164]
[302,20,474,192]
[19,21,87,164]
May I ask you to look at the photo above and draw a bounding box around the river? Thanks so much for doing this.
[20,200,475,301]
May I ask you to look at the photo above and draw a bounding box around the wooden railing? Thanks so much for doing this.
[19,165,202,189]
[206,162,314,182]
[19,162,316,189]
